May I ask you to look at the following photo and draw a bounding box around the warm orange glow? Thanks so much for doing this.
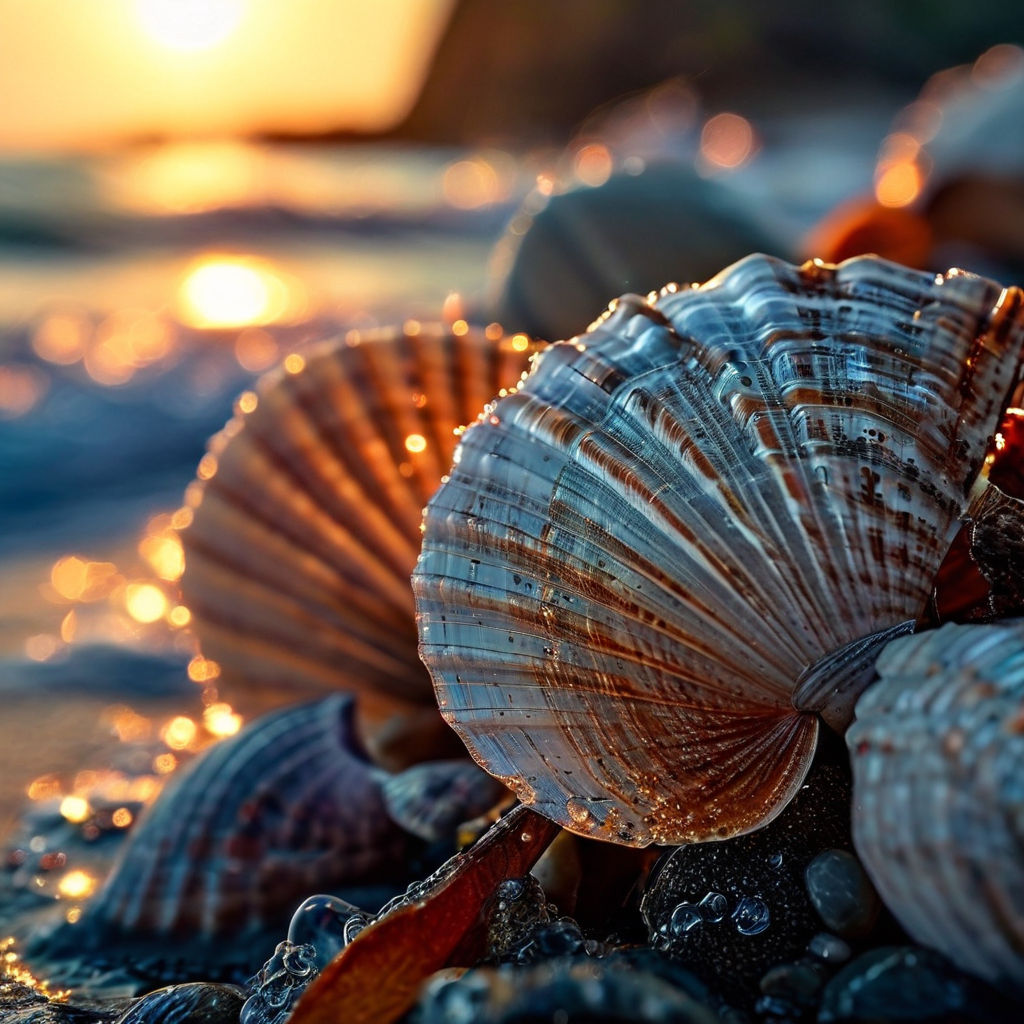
[136,0,245,53]
[235,327,280,372]
[0,1,454,150]
[107,705,153,743]
[169,605,192,628]
[161,715,198,750]
[125,582,169,623]
[60,610,77,644]
[203,702,243,737]
[875,162,922,208]
[27,775,62,802]
[404,433,428,454]
[188,655,221,682]
[573,143,613,187]
[178,256,306,330]
[511,334,530,353]
[33,312,91,365]
[443,158,504,209]
[153,752,178,774]
[283,353,306,374]
[237,391,259,414]
[111,807,134,828]
[0,365,46,419]
[139,530,185,581]
[58,871,96,900]
[59,796,91,824]
[700,113,755,170]
[24,634,59,662]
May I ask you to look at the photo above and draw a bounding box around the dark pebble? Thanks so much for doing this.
[818,946,1018,1023]
[639,739,854,1006]
[116,982,245,1023]
[411,953,725,1023]
[804,849,880,939]
[806,933,851,965]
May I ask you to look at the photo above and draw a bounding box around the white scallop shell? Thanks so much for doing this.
[848,620,1024,993]
[180,324,539,715]
[414,254,1024,846]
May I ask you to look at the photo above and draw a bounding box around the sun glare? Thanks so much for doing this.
[177,255,305,329]
[136,0,245,52]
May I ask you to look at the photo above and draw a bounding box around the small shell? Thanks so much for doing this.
[76,696,408,945]
[490,164,787,342]
[414,254,1024,846]
[380,760,508,842]
[116,983,245,1024]
[180,324,540,714]
[847,620,1024,993]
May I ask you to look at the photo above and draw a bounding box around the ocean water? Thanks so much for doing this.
[0,140,534,836]
[0,116,887,836]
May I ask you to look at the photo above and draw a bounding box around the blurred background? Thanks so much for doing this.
[1,0,1023,840]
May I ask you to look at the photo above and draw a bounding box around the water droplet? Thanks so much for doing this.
[669,902,703,936]
[698,891,728,923]
[768,852,783,869]
[496,878,525,902]
[732,895,770,935]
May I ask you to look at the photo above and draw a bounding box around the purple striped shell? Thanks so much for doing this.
[413,253,1024,846]
[848,620,1024,993]
[75,696,407,944]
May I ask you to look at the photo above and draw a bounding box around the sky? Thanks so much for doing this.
[0,0,453,152]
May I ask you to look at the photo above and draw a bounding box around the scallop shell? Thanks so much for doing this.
[179,324,540,715]
[847,620,1024,993]
[413,253,1024,846]
[75,696,408,945]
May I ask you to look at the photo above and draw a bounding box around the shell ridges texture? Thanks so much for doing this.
[180,324,538,712]
[849,620,1024,992]
[414,254,1024,846]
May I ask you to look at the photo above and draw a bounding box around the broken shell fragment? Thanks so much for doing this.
[414,254,1024,846]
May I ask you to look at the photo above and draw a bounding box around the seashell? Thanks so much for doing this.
[116,982,245,1024]
[847,620,1024,993]
[380,759,508,842]
[414,253,1024,846]
[179,324,540,718]
[71,696,408,950]
[489,164,788,342]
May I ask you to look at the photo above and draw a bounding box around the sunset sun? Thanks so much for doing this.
[136,0,246,52]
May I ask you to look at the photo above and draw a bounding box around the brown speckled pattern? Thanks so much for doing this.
[414,254,1024,846]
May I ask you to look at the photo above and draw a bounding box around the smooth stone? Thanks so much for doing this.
[116,983,244,1023]
[818,946,1016,1023]
[807,932,852,964]
[804,849,881,939]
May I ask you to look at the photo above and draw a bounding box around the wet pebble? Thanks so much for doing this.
[411,952,726,1024]
[0,976,118,1024]
[806,932,851,965]
[756,959,826,1021]
[639,742,854,1006]
[818,946,1017,1023]
[804,849,880,940]
[116,982,244,1023]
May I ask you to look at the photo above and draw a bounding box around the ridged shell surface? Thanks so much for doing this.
[848,620,1024,993]
[414,254,1024,846]
[180,325,539,712]
[77,696,407,942]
